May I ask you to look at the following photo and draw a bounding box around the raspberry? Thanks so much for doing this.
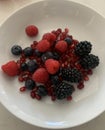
[32,68,49,83]
[55,40,67,53]
[25,25,38,37]
[45,59,60,74]
[42,33,56,42]
[1,61,19,76]
[36,40,50,52]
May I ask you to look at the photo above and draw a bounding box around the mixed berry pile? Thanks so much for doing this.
[1,25,100,101]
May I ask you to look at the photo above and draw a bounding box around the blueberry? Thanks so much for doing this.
[52,52,60,60]
[37,85,47,96]
[20,62,28,71]
[23,47,33,57]
[25,79,35,90]
[41,52,54,62]
[51,75,60,85]
[27,60,38,72]
[34,49,42,57]
[11,45,22,55]
[65,37,72,45]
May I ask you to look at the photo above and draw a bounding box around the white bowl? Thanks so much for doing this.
[0,0,105,129]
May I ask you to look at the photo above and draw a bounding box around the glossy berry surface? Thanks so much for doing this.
[11,45,22,55]
[27,60,38,72]
[23,47,33,57]
[41,52,54,62]
[34,49,42,57]
[25,79,35,90]
[37,85,47,96]
[20,63,28,71]
[65,37,72,45]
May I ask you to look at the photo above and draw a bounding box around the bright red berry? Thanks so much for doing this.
[45,59,60,74]
[1,61,19,76]
[25,25,38,37]
[42,33,56,42]
[32,68,49,83]
[55,40,67,53]
[36,40,50,52]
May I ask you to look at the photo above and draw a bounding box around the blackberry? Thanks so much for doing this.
[37,85,47,96]
[25,79,36,90]
[61,68,83,83]
[27,60,38,73]
[80,54,99,69]
[11,45,22,55]
[23,47,33,57]
[55,81,75,100]
[75,41,92,56]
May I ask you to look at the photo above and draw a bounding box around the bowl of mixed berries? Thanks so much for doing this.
[0,0,104,129]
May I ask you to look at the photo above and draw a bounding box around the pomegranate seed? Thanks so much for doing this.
[51,96,56,101]
[65,28,69,34]
[77,82,84,89]
[67,96,72,101]
[18,76,24,82]
[84,76,89,81]
[30,91,36,98]
[35,94,41,100]
[33,87,38,92]
[20,86,26,92]
[87,69,93,75]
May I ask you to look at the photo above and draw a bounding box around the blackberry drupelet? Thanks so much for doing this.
[80,54,99,69]
[55,81,75,100]
[61,68,83,83]
[75,41,92,56]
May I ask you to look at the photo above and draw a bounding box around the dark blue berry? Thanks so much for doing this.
[37,85,47,96]
[11,45,22,55]
[41,52,54,62]
[25,79,35,90]
[27,60,38,73]
[34,49,42,57]
[51,75,60,85]
[20,62,28,71]
[23,47,33,57]
[65,37,72,45]
[52,52,60,60]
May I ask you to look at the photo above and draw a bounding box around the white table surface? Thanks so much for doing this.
[0,0,105,130]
